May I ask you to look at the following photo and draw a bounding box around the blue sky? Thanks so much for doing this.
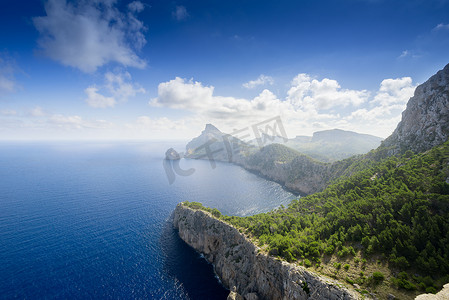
[1,0,448,140]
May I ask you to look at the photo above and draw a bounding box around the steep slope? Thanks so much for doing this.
[174,203,361,300]
[224,138,449,299]
[383,63,449,154]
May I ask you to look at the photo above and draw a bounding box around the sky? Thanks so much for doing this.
[0,0,448,140]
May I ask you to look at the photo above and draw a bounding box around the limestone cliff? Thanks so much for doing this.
[383,63,449,154]
[173,204,361,300]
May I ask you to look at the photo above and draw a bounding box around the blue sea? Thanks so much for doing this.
[0,141,296,299]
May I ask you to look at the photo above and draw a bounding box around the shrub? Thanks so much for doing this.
[392,272,417,291]
[344,264,350,271]
[334,262,342,270]
[211,208,222,218]
[304,259,312,268]
[372,271,385,283]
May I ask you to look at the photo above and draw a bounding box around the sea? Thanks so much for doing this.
[0,141,296,299]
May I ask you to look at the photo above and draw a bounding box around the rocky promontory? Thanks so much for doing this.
[383,63,449,154]
[173,203,361,300]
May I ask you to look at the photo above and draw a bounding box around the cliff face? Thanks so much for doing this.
[173,204,360,300]
[240,146,329,195]
[383,63,449,154]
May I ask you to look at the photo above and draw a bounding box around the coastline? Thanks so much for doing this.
[173,203,361,300]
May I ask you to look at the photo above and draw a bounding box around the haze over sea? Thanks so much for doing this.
[0,141,295,299]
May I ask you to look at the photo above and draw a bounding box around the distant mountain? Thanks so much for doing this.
[185,123,223,157]
[181,63,449,195]
[289,129,383,162]
[383,63,449,154]
[185,123,251,163]
[183,126,367,195]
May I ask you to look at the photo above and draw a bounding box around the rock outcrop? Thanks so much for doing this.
[415,283,449,300]
[173,204,360,300]
[383,63,449,154]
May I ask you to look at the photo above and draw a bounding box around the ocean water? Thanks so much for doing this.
[0,141,296,299]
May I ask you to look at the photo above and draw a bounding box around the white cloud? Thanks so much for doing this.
[433,23,449,31]
[85,71,145,108]
[104,71,145,101]
[373,77,415,106]
[128,1,144,13]
[242,74,274,89]
[33,0,147,72]
[287,74,369,110]
[150,77,214,110]
[345,77,416,136]
[85,86,116,108]
[172,5,189,21]
[150,74,417,138]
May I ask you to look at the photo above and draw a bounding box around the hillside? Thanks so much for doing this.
[176,63,449,298]
[184,128,380,195]
[220,140,449,298]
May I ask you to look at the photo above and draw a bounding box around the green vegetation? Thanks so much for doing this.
[183,140,449,296]
[372,271,385,283]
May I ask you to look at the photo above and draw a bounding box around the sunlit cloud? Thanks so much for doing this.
[242,74,274,89]
[150,74,417,138]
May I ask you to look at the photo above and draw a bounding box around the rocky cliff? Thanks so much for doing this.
[173,203,361,300]
[383,63,449,154]
[180,64,449,195]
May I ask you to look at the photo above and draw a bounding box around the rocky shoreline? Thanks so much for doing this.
[173,203,361,300]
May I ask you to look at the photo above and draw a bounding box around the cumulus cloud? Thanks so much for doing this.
[172,5,189,21]
[345,77,416,135]
[373,77,415,106]
[33,0,147,72]
[150,77,214,110]
[287,74,369,110]
[242,75,274,89]
[85,86,116,108]
[150,74,417,138]
[85,71,145,108]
